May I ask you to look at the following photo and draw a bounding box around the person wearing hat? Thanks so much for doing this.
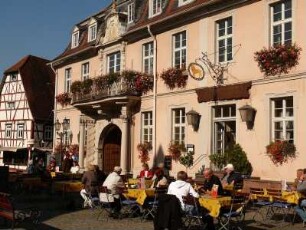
[221,163,242,188]
[102,166,125,217]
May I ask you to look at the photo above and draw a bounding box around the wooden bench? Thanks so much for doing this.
[0,192,41,229]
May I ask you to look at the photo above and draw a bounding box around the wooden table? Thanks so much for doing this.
[198,195,232,218]
[53,181,83,196]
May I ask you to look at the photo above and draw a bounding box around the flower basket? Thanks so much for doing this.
[137,142,152,163]
[160,67,188,90]
[121,70,154,95]
[56,92,71,107]
[254,44,301,76]
[71,81,82,94]
[168,141,186,161]
[266,140,296,166]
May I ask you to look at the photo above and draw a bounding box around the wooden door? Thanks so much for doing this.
[103,143,120,173]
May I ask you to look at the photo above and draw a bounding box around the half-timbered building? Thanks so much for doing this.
[0,55,55,170]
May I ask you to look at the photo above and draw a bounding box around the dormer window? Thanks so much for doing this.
[178,0,194,7]
[127,3,134,23]
[149,0,162,18]
[71,31,79,48]
[88,23,97,42]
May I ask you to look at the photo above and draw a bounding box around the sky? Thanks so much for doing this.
[0,0,112,76]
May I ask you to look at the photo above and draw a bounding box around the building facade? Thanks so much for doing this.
[51,0,306,180]
[0,55,55,169]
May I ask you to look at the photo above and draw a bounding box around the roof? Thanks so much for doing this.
[3,55,55,121]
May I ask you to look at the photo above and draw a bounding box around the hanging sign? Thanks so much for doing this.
[188,62,205,81]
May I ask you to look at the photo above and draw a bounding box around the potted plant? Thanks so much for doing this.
[266,140,296,166]
[179,151,194,172]
[56,92,71,107]
[81,78,93,94]
[254,43,302,76]
[121,70,154,95]
[160,67,188,90]
[168,141,186,161]
[137,142,152,163]
[71,81,82,94]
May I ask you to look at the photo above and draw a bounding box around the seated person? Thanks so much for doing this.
[199,168,224,196]
[80,164,99,208]
[151,169,168,188]
[70,161,80,174]
[167,171,199,212]
[103,166,125,218]
[294,172,306,222]
[139,163,153,179]
[221,163,242,189]
[291,168,304,191]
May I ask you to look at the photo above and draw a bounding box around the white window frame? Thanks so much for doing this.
[64,68,71,93]
[81,62,90,81]
[88,24,97,42]
[127,3,134,23]
[172,108,185,144]
[141,111,153,143]
[178,0,194,7]
[5,124,12,138]
[270,0,292,46]
[216,17,233,63]
[172,31,187,69]
[7,102,15,109]
[142,42,154,74]
[212,104,236,154]
[71,31,79,48]
[44,125,52,140]
[149,0,162,18]
[17,124,24,139]
[107,52,121,73]
[271,96,294,142]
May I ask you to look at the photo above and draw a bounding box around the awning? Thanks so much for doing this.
[0,147,27,152]
[196,81,252,103]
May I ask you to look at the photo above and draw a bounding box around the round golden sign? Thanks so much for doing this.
[188,62,205,80]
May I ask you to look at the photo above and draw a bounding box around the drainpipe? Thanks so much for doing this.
[49,62,58,156]
[147,25,157,168]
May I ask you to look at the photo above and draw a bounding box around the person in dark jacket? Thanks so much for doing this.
[221,163,242,188]
[199,168,224,195]
[80,164,99,208]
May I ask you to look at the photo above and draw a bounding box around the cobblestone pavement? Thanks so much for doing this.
[0,190,305,230]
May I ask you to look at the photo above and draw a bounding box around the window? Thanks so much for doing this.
[178,0,194,6]
[88,24,97,42]
[5,124,12,138]
[17,124,24,139]
[213,105,236,154]
[271,97,294,143]
[141,111,153,143]
[81,63,90,80]
[173,31,186,69]
[172,108,185,144]
[44,126,52,140]
[10,73,17,81]
[216,17,233,63]
[108,52,121,73]
[150,0,162,17]
[64,68,71,93]
[71,31,79,48]
[7,102,15,109]
[127,3,134,23]
[143,42,154,74]
[270,0,292,46]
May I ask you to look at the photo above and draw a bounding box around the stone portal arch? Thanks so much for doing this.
[99,124,121,173]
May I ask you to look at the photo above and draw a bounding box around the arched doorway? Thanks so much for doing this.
[102,125,121,173]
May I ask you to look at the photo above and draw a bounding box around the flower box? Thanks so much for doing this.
[266,140,296,166]
[56,92,71,107]
[160,67,188,90]
[254,44,301,76]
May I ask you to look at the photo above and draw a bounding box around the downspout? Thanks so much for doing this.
[147,25,157,168]
[49,62,58,155]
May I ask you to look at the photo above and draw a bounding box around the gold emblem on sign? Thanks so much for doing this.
[188,62,205,80]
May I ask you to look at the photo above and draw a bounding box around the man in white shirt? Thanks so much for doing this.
[167,171,199,211]
[102,166,124,217]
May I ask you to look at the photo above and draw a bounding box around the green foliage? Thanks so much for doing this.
[81,79,93,94]
[179,151,194,170]
[71,81,82,94]
[209,144,253,175]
